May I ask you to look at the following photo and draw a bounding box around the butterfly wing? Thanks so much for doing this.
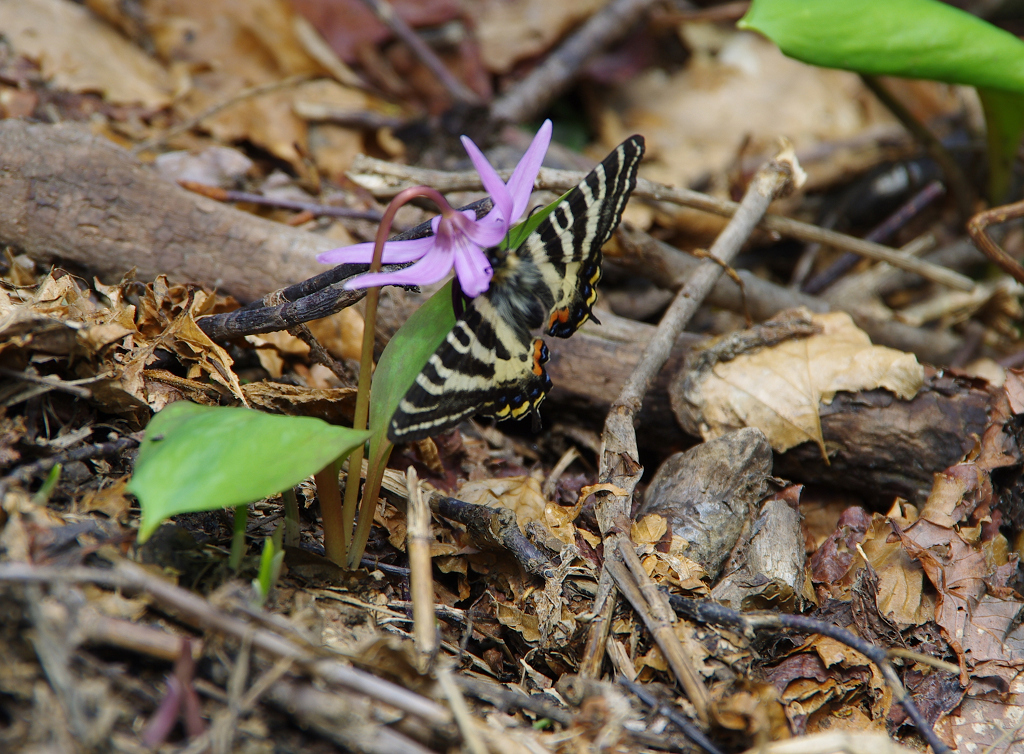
[388,135,645,444]
[529,135,646,338]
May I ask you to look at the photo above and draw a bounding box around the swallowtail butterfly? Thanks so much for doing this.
[389,135,645,443]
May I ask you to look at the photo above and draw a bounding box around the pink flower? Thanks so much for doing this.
[317,120,553,298]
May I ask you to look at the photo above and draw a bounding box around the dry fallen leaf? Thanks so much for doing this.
[0,0,173,108]
[601,26,964,192]
[458,475,548,532]
[466,0,608,74]
[143,0,367,169]
[678,310,924,456]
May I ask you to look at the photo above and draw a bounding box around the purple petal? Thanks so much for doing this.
[460,214,508,248]
[317,235,437,265]
[506,119,552,219]
[452,235,493,297]
[462,135,513,224]
[344,244,454,290]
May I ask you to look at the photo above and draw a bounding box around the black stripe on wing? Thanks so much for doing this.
[388,135,645,443]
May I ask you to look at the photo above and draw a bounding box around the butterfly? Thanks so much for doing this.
[388,135,645,444]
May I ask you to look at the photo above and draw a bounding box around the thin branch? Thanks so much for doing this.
[606,548,710,724]
[802,179,946,294]
[860,74,974,221]
[406,467,438,666]
[133,74,319,155]
[666,594,952,754]
[967,199,1024,285]
[580,144,801,689]
[357,0,482,105]
[349,155,975,291]
[178,181,384,223]
[618,675,724,754]
[491,0,660,123]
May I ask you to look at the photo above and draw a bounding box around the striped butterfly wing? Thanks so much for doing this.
[388,135,645,444]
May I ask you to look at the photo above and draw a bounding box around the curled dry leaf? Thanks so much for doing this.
[673,309,924,457]
[0,0,173,108]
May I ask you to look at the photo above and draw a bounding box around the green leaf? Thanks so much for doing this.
[739,0,1024,93]
[128,402,369,542]
[978,87,1024,203]
[368,279,456,455]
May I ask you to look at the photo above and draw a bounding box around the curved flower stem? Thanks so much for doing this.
[333,186,456,566]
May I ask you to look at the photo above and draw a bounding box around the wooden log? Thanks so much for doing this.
[0,120,329,302]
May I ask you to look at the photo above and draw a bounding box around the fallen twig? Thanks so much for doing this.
[490,0,660,123]
[967,199,1024,285]
[133,74,319,156]
[606,544,710,725]
[349,154,975,291]
[580,143,802,724]
[802,179,946,294]
[406,467,438,666]
[616,225,965,364]
[618,675,723,754]
[178,181,384,223]
[667,594,952,754]
[357,0,482,105]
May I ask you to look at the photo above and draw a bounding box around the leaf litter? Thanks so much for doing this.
[1,1,1023,753]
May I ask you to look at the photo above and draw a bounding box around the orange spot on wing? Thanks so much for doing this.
[547,309,570,330]
[532,341,545,376]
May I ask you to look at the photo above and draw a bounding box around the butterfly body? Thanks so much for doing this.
[389,135,645,443]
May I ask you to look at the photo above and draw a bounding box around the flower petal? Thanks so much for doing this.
[462,135,513,225]
[506,119,552,219]
[317,235,437,265]
[452,235,493,297]
[343,243,454,290]
[460,214,508,248]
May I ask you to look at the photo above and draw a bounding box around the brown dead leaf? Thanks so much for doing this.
[142,0,366,168]
[290,0,460,63]
[631,513,668,546]
[859,516,931,626]
[601,28,954,191]
[458,475,547,532]
[895,519,1024,669]
[242,382,356,424]
[76,478,132,522]
[683,311,923,456]
[305,308,364,363]
[944,673,1024,754]
[0,0,173,108]
[466,0,608,74]
[1005,368,1024,414]
[495,600,541,643]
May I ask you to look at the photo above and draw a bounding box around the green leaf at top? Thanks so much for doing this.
[739,0,1024,94]
[128,402,369,542]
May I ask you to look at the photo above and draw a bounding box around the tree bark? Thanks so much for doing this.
[0,120,328,302]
